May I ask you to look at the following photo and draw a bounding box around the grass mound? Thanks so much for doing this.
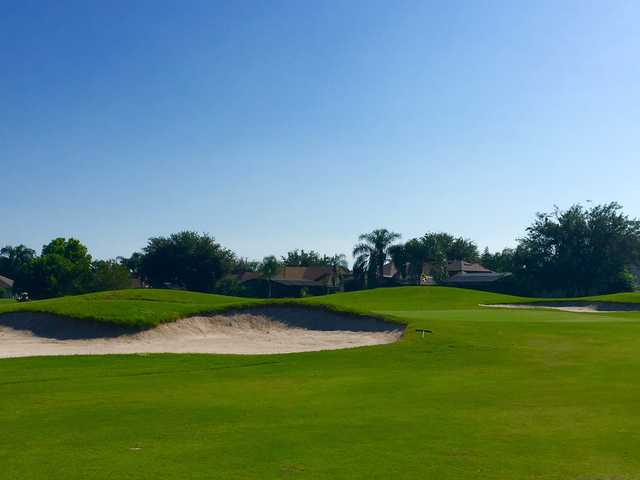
[0,289,261,327]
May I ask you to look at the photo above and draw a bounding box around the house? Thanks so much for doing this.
[443,271,512,288]
[384,260,493,282]
[0,274,14,297]
[384,260,511,288]
[238,266,349,297]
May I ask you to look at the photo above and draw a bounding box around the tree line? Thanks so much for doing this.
[483,203,640,296]
[0,239,131,299]
[0,232,350,299]
[349,203,640,296]
[1,202,639,299]
[351,229,479,288]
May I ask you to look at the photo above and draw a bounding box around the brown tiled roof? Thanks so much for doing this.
[238,266,343,284]
[384,260,493,278]
[279,266,335,281]
[0,275,14,289]
[445,260,493,273]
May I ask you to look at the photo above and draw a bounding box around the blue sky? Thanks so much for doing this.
[2,1,639,261]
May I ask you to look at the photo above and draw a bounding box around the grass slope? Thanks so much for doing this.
[1,286,640,479]
[0,289,262,327]
[580,291,640,303]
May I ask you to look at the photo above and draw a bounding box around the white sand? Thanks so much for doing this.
[480,302,640,313]
[0,308,403,359]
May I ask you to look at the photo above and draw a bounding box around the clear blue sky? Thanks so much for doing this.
[2,1,639,261]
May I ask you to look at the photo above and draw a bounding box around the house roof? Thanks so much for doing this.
[444,272,511,284]
[384,260,493,277]
[445,260,493,274]
[0,275,14,289]
[238,266,343,285]
[271,278,326,287]
[279,266,336,281]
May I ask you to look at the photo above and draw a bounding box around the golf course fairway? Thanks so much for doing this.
[1,286,640,479]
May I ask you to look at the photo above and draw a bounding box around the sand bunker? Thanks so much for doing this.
[480,302,640,313]
[0,307,404,359]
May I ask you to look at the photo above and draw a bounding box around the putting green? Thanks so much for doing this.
[1,287,640,479]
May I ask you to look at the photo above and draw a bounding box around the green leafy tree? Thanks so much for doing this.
[0,244,36,275]
[26,238,93,298]
[259,255,281,298]
[326,253,349,288]
[481,247,515,272]
[447,237,480,262]
[513,202,640,296]
[281,249,324,266]
[141,231,236,292]
[388,244,409,280]
[281,249,348,271]
[89,260,132,292]
[430,249,449,283]
[352,229,401,287]
[118,252,145,280]
[0,244,36,292]
[420,233,479,262]
[405,238,433,284]
[234,257,260,273]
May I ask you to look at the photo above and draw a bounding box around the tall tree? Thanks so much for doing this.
[234,257,260,273]
[513,203,640,296]
[404,235,446,284]
[281,249,348,269]
[27,238,93,298]
[481,247,515,272]
[388,244,409,280]
[259,255,281,298]
[0,245,36,290]
[352,229,401,286]
[118,252,145,280]
[0,245,36,275]
[447,237,480,262]
[89,260,132,292]
[326,253,349,288]
[281,249,324,266]
[141,231,236,292]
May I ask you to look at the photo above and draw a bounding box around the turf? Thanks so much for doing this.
[1,286,640,479]
[0,289,262,327]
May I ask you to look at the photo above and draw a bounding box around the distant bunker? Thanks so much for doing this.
[0,306,404,359]
[480,301,640,313]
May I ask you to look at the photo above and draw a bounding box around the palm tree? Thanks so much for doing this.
[259,255,281,298]
[327,254,348,289]
[352,229,401,286]
[388,244,409,280]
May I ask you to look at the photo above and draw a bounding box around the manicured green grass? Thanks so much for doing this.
[580,291,640,303]
[0,289,262,327]
[2,286,640,479]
